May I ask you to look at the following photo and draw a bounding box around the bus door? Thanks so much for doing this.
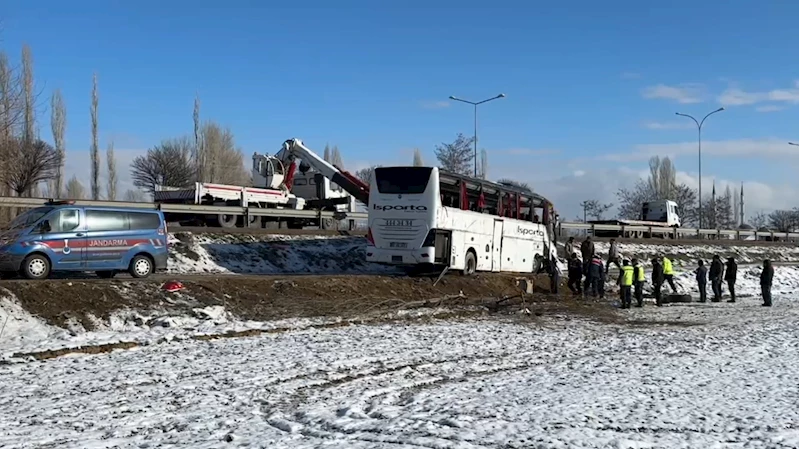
[491,219,504,272]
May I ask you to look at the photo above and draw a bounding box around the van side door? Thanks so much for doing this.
[84,209,131,270]
[39,208,86,271]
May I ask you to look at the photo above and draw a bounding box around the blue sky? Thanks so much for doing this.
[3,1,799,218]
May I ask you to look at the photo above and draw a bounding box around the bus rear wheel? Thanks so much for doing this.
[462,251,476,276]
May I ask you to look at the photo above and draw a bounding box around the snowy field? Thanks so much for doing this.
[588,241,799,265]
[2,277,799,446]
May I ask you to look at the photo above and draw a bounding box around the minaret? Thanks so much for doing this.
[740,183,745,225]
[711,182,716,228]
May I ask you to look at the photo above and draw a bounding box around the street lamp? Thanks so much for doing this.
[675,107,724,229]
[448,93,506,177]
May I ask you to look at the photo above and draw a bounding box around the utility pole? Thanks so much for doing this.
[449,94,506,177]
[740,183,745,225]
[675,107,724,229]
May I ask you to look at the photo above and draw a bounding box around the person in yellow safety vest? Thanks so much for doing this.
[632,258,646,307]
[661,255,679,293]
[618,259,634,309]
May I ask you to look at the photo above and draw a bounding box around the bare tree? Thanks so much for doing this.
[0,51,23,139]
[767,209,799,232]
[580,199,614,221]
[434,133,474,175]
[749,211,768,229]
[197,122,247,184]
[497,178,532,192]
[123,189,147,202]
[50,89,66,197]
[65,176,86,199]
[616,156,698,225]
[0,139,62,196]
[106,140,117,200]
[412,148,424,167]
[90,73,100,199]
[355,165,380,184]
[21,45,34,146]
[323,144,331,162]
[131,137,195,195]
[331,145,343,168]
[191,94,207,181]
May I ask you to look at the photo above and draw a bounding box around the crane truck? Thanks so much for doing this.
[154,138,370,230]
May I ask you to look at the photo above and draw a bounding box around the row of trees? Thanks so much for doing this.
[129,97,249,196]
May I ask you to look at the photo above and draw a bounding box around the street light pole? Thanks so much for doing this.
[675,107,724,229]
[449,93,506,177]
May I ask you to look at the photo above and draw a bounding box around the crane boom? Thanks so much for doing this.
[275,138,370,205]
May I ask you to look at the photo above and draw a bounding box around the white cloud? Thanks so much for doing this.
[718,81,799,107]
[601,138,794,162]
[643,121,695,130]
[641,83,705,104]
[755,105,784,113]
[420,101,450,110]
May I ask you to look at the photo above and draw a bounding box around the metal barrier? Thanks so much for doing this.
[0,196,368,220]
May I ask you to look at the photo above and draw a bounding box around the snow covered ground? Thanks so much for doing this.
[2,295,799,448]
[586,240,799,266]
[167,232,397,275]
[1,262,799,447]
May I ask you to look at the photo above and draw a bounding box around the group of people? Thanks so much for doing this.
[561,236,777,308]
[694,256,774,307]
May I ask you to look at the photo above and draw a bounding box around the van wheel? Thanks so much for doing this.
[462,251,477,276]
[96,271,116,279]
[21,254,50,280]
[129,255,153,278]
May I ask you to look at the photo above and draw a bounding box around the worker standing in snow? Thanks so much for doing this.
[580,236,595,274]
[564,236,575,258]
[588,254,606,299]
[605,238,621,275]
[761,259,774,307]
[651,257,664,307]
[632,258,645,307]
[661,255,678,293]
[695,260,708,303]
[567,253,583,295]
[618,259,634,309]
[709,255,724,302]
[725,257,738,303]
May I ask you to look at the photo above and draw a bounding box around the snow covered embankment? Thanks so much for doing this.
[583,240,799,267]
[167,232,397,275]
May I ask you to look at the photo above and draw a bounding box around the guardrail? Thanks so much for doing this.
[559,222,799,240]
[0,196,368,220]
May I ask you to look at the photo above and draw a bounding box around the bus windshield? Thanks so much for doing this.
[374,167,432,195]
[8,207,53,230]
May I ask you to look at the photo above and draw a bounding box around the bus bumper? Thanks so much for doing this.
[365,246,436,265]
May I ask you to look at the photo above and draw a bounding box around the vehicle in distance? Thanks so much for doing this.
[0,200,168,280]
[587,199,681,238]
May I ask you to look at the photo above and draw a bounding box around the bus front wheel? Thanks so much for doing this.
[462,251,476,276]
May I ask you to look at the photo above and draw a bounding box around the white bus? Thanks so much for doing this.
[365,166,557,275]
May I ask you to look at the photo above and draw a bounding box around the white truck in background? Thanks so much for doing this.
[154,139,368,230]
[588,199,681,238]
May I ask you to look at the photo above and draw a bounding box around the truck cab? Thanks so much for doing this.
[642,200,681,226]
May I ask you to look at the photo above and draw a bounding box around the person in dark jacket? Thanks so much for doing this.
[588,254,605,299]
[536,254,561,295]
[605,239,621,274]
[564,237,576,259]
[725,257,738,303]
[695,259,708,303]
[567,253,583,295]
[580,237,595,280]
[651,257,664,307]
[761,259,773,307]
[709,255,724,302]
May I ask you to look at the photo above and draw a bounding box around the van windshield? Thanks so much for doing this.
[8,207,53,229]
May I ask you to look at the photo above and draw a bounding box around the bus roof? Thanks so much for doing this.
[437,169,550,207]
